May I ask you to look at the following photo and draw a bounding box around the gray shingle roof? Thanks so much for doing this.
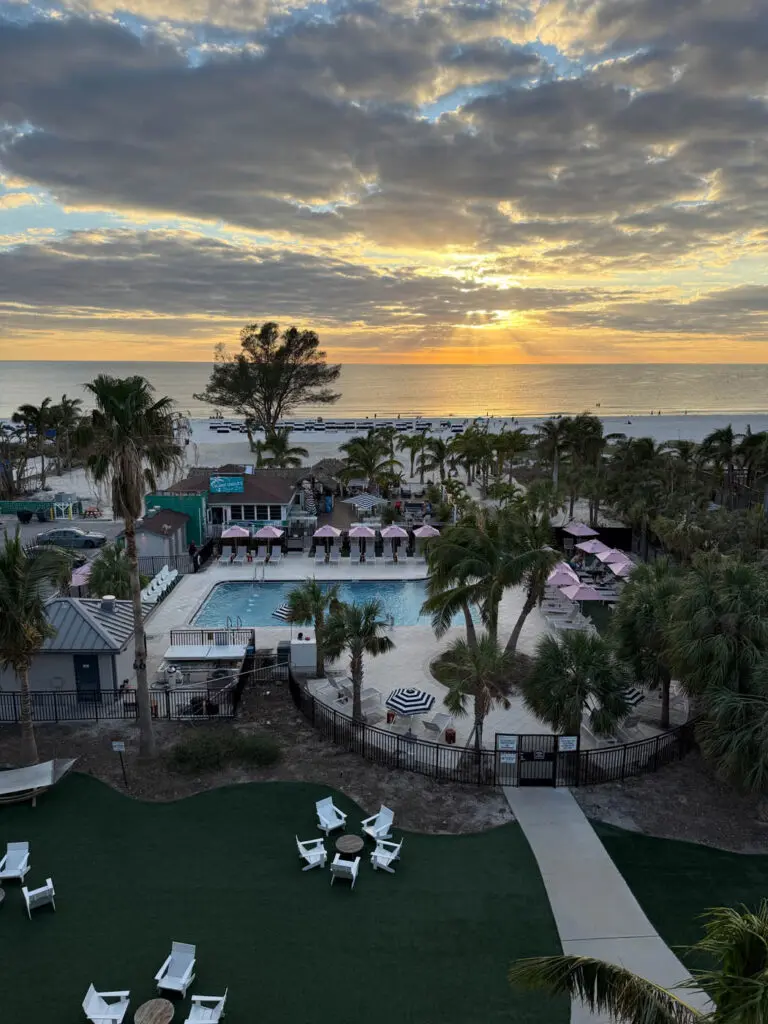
[42,599,136,653]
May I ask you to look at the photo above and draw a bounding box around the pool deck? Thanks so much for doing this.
[144,553,555,745]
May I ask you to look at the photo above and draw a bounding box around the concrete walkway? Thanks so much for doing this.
[504,787,710,1024]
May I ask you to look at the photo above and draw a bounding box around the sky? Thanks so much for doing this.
[2,0,768,364]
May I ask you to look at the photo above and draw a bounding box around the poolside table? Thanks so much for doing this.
[336,834,364,860]
[134,998,174,1024]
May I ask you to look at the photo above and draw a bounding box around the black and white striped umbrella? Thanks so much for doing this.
[385,687,436,717]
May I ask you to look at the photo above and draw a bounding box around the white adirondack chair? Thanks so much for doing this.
[82,984,130,1024]
[316,796,347,835]
[296,835,327,871]
[155,941,196,997]
[330,854,360,889]
[22,877,55,918]
[184,989,228,1023]
[0,841,30,882]
[361,805,394,841]
[371,838,403,874]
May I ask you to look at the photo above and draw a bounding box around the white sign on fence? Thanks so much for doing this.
[111,741,125,753]
[558,736,578,752]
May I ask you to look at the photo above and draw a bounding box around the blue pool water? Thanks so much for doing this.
[193,580,453,627]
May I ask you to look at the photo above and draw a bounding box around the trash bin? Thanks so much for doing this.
[445,727,456,745]
[17,510,33,524]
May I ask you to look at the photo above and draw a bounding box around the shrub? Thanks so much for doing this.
[168,730,281,774]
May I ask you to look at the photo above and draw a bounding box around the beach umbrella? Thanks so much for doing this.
[413,524,440,538]
[381,524,408,538]
[313,524,341,538]
[341,493,386,511]
[596,548,631,565]
[575,539,609,555]
[609,560,633,578]
[221,525,250,538]
[547,567,580,588]
[385,687,435,716]
[562,521,598,538]
[255,525,284,539]
[559,583,604,602]
[348,525,376,538]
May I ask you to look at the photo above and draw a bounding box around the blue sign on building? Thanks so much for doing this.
[209,476,244,494]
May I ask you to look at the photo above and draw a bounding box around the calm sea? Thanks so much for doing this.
[1,362,767,419]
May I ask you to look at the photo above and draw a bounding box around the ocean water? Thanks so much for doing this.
[193,579,448,627]
[2,361,768,419]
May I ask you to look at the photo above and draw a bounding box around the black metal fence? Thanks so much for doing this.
[137,539,215,579]
[289,673,700,788]
[0,687,237,723]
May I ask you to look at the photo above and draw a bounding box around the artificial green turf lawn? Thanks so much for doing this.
[1,774,567,1024]
[595,822,768,972]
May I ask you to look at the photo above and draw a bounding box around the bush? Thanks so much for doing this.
[168,730,281,774]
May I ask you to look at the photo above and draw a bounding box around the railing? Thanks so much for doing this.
[0,687,237,723]
[290,671,701,788]
[169,627,256,647]
[137,541,215,579]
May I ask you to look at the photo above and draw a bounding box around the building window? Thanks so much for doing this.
[243,505,255,520]
[256,504,269,520]
[269,504,282,520]
[230,504,243,520]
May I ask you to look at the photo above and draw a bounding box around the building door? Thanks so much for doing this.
[73,655,101,702]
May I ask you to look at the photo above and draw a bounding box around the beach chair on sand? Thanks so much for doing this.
[254,546,267,566]
[350,540,361,565]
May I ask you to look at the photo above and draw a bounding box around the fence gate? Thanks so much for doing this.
[517,734,559,786]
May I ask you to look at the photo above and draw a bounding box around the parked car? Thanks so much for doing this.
[26,545,88,568]
[36,527,107,549]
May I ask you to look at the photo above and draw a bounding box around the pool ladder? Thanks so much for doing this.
[225,616,244,629]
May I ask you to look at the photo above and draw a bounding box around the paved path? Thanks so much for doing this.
[504,787,710,1024]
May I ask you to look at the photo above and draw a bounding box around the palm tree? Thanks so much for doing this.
[667,554,768,698]
[563,414,605,520]
[324,599,394,721]
[521,631,631,736]
[88,544,147,600]
[611,558,681,728]
[396,434,426,479]
[286,578,340,678]
[12,398,54,489]
[339,432,397,492]
[509,902,768,1024]
[699,424,740,507]
[261,427,308,468]
[536,416,572,489]
[419,436,449,483]
[698,684,768,793]
[0,530,71,764]
[494,428,530,484]
[79,375,182,758]
[438,633,512,753]
[51,393,83,472]
[503,506,560,656]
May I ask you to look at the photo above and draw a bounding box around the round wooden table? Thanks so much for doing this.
[336,834,364,858]
[134,998,174,1024]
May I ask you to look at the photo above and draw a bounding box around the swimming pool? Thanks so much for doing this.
[193,580,456,628]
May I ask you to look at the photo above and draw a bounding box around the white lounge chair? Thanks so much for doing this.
[22,877,55,918]
[254,546,267,566]
[371,838,403,874]
[383,542,395,565]
[365,548,376,565]
[329,544,341,566]
[296,835,327,871]
[220,545,234,562]
[361,805,394,841]
[350,541,361,565]
[0,841,30,882]
[330,853,360,889]
[82,984,130,1024]
[316,796,347,835]
[314,548,326,565]
[155,941,196,997]
[423,712,452,739]
[184,990,228,1024]
[270,548,282,566]
[231,547,246,566]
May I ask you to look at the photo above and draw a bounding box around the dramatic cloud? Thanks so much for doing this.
[1,0,768,359]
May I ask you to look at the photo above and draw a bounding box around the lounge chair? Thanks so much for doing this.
[422,712,451,739]
[270,548,282,566]
[231,547,246,566]
[254,546,267,566]
[82,984,130,1024]
[314,548,326,565]
[350,541,361,565]
[0,841,30,882]
[370,838,403,873]
[383,542,395,565]
[330,854,360,889]
[184,990,228,1024]
[316,796,347,835]
[296,835,327,871]
[329,544,341,566]
[365,548,376,565]
[220,545,234,563]
[22,877,55,919]
[155,941,196,998]
[361,805,394,841]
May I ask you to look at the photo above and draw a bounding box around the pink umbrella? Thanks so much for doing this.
[609,561,633,578]
[313,524,341,538]
[414,524,440,538]
[562,521,598,538]
[560,583,604,602]
[255,525,284,539]
[381,525,408,538]
[575,539,609,555]
[596,548,630,565]
[71,563,92,588]
[547,562,579,587]
[349,525,376,538]
[221,525,250,538]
